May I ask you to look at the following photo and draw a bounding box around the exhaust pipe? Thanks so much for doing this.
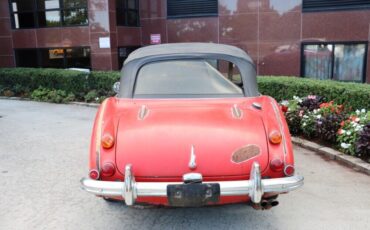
[251,199,279,210]
[270,200,279,207]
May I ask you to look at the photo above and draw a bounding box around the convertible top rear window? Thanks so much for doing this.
[134,60,244,98]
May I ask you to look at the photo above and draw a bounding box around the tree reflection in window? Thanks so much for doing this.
[10,0,88,28]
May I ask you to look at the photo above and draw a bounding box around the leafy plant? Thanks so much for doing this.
[31,87,75,103]
[355,123,370,162]
[337,110,369,155]
[280,96,303,135]
[299,95,324,111]
[285,110,302,135]
[3,89,14,97]
[301,110,318,138]
[317,113,344,143]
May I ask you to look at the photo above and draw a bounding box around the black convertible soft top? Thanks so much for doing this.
[124,43,254,65]
[119,43,259,98]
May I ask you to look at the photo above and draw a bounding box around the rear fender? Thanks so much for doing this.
[89,97,119,180]
[260,96,294,177]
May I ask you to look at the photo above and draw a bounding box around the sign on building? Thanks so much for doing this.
[150,34,161,45]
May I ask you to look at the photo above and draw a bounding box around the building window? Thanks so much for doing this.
[302,43,367,83]
[116,0,139,27]
[14,49,39,67]
[302,0,370,12]
[9,0,88,29]
[15,47,91,69]
[167,0,218,18]
[118,46,140,69]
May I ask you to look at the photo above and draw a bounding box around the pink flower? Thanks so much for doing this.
[307,95,316,100]
[299,110,304,117]
[337,129,344,135]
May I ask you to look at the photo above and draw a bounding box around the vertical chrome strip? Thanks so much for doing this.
[95,100,108,172]
[270,98,287,162]
[188,145,197,170]
[138,105,149,120]
[231,104,243,119]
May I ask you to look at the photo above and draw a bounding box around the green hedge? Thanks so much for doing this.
[0,68,369,109]
[258,76,370,110]
[0,68,120,100]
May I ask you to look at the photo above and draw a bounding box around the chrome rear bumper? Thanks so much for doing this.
[80,162,304,205]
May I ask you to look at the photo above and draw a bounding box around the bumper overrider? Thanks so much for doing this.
[80,162,304,206]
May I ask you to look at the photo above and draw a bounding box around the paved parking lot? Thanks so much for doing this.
[1,100,370,230]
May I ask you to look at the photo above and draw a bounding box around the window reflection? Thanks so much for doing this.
[40,48,65,68]
[118,46,140,69]
[11,0,34,12]
[269,0,301,15]
[10,0,88,28]
[333,44,365,82]
[37,0,60,10]
[116,0,140,27]
[63,0,87,8]
[303,44,333,80]
[14,47,91,69]
[13,12,36,28]
[38,10,62,27]
[64,8,88,25]
[66,47,91,68]
[303,43,366,82]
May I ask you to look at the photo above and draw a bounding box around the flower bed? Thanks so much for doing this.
[281,96,370,163]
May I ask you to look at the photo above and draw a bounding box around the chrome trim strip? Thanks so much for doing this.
[81,163,304,205]
[95,100,108,172]
[188,145,197,169]
[138,105,149,120]
[270,98,287,160]
[231,104,243,119]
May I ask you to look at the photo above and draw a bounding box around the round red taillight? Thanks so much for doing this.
[101,162,116,177]
[270,158,284,172]
[284,165,295,176]
[89,169,100,180]
[101,134,114,149]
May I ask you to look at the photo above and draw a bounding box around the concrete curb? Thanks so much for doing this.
[0,96,31,101]
[292,137,370,175]
[69,102,100,108]
[0,96,100,108]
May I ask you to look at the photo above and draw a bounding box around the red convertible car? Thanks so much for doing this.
[81,43,304,209]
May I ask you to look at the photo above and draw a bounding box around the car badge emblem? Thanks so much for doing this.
[188,145,197,170]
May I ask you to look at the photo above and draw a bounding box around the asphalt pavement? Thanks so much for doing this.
[0,100,370,230]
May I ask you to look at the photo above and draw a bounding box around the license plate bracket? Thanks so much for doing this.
[167,183,220,207]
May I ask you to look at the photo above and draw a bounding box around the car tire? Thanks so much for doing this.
[103,197,120,202]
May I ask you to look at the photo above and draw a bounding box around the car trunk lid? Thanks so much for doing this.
[115,101,269,178]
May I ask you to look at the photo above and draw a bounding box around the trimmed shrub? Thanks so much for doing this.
[0,68,120,101]
[258,76,370,110]
[88,71,120,98]
[0,68,88,97]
